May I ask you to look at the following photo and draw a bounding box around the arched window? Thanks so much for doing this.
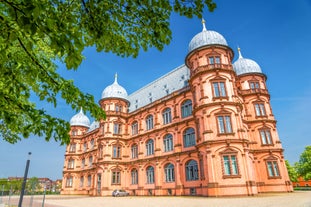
[185,160,199,181]
[131,144,138,159]
[131,121,138,135]
[146,139,154,156]
[181,100,192,118]
[164,163,175,182]
[162,108,172,124]
[183,128,196,147]
[131,169,138,185]
[146,166,155,184]
[163,134,173,152]
[146,115,154,130]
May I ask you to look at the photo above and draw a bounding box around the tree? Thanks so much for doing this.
[296,145,311,180]
[26,177,40,193]
[285,160,298,182]
[0,0,216,144]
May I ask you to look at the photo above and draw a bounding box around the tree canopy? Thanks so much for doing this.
[296,145,311,180]
[0,0,216,144]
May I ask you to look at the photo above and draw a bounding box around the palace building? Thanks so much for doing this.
[61,21,293,196]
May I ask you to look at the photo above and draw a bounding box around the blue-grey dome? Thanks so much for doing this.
[101,74,128,99]
[233,48,262,76]
[88,121,100,132]
[188,20,228,53]
[70,108,90,128]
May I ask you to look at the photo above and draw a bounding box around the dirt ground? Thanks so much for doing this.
[2,191,311,207]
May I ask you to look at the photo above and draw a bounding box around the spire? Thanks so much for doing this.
[202,18,207,31]
[238,47,243,59]
[79,107,83,114]
[114,73,118,84]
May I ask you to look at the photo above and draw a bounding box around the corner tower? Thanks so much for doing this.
[185,20,257,196]
[233,48,293,192]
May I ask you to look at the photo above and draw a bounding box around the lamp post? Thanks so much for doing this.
[18,152,31,207]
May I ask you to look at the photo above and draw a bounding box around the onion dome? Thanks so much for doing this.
[70,108,90,128]
[233,48,262,76]
[188,19,228,53]
[101,73,128,100]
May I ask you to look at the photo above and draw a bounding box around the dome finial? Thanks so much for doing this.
[238,47,243,59]
[114,73,118,83]
[202,18,207,31]
[79,107,83,113]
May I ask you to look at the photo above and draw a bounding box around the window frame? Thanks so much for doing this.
[146,115,154,130]
[185,160,199,181]
[66,176,73,187]
[111,169,121,184]
[67,158,75,169]
[183,128,196,148]
[254,102,267,117]
[222,155,240,177]
[164,163,175,182]
[212,81,227,98]
[162,108,172,125]
[131,169,138,185]
[113,122,122,134]
[216,115,233,135]
[69,143,76,153]
[131,144,138,159]
[259,128,273,145]
[112,145,122,158]
[249,81,260,92]
[163,134,174,152]
[266,159,281,179]
[146,166,155,184]
[146,139,154,156]
[131,121,139,135]
[181,99,193,118]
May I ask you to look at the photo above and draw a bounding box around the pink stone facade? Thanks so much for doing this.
[61,24,293,197]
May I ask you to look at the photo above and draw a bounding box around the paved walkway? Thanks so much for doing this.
[1,191,311,207]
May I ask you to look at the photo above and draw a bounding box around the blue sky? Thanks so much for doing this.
[0,0,310,180]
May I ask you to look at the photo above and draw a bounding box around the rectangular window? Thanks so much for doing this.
[67,159,75,169]
[113,145,121,158]
[69,144,76,153]
[267,161,280,177]
[66,177,73,187]
[131,170,138,185]
[250,81,260,92]
[217,115,233,134]
[260,129,273,145]
[254,103,266,116]
[114,123,121,134]
[83,143,87,152]
[87,175,91,187]
[213,82,227,97]
[131,122,138,135]
[89,156,93,167]
[80,177,84,187]
[112,171,121,184]
[81,159,85,169]
[131,145,138,159]
[209,57,214,64]
[223,155,239,176]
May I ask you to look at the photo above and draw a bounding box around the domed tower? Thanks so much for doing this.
[69,108,90,135]
[185,20,257,196]
[99,73,129,138]
[233,48,292,192]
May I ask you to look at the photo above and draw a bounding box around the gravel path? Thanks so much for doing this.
[2,191,311,207]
